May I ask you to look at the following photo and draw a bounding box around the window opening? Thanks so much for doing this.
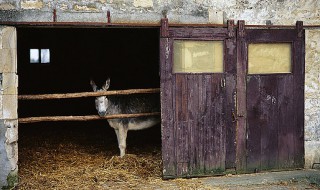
[248,43,291,74]
[30,49,50,64]
[173,40,224,73]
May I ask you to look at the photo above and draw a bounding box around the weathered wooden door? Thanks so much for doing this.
[237,21,305,172]
[160,19,237,178]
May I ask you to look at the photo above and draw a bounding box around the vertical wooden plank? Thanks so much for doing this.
[292,31,305,168]
[225,31,237,169]
[277,75,295,169]
[260,76,279,171]
[187,74,199,175]
[203,75,213,173]
[201,74,226,174]
[198,75,205,173]
[213,75,226,172]
[236,20,247,172]
[225,74,237,169]
[160,37,176,178]
[246,75,261,172]
[175,75,189,176]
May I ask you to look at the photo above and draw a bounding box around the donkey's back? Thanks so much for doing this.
[107,94,160,130]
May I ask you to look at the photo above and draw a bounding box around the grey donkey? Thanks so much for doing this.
[90,78,160,157]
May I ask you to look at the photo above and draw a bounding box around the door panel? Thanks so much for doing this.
[245,27,305,172]
[161,20,237,178]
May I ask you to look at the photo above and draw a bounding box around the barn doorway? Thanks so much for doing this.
[17,27,162,188]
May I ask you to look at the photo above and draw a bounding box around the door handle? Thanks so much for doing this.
[220,78,226,88]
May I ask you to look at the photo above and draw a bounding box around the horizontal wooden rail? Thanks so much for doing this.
[18,88,160,100]
[19,112,161,123]
[2,21,320,29]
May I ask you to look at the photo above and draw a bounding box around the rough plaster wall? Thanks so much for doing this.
[0,0,319,182]
[305,29,320,168]
[0,26,18,188]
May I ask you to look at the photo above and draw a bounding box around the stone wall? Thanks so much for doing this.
[0,0,319,188]
[0,26,18,189]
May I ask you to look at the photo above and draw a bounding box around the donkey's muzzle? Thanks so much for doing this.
[98,111,107,116]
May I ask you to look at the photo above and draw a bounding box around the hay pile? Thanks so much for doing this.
[17,124,212,190]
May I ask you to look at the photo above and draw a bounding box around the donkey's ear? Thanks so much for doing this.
[90,80,97,92]
[103,78,110,90]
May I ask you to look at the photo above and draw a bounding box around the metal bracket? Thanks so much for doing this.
[296,21,303,38]
[161,18,169,38]
[107,10,111,24]
[227,20,235,38]
[53,9,57,22]
[238,20,245,38]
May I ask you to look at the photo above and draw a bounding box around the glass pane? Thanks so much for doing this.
[248,43,291,74]
[173,40,223,73]
[30,49,39,63]
[41,49,50,63]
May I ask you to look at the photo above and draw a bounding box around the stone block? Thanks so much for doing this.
[0,3,16,10]
[305,141,320,168]
[1,27,16,49]
[0,95,2,118]
[2,73,18,95]
[4,120,18,177]
[4,120,18,144]
[0,49,17,73]
[133,0,153,8]
[208,10,225,24]
[21,0,43,10]
[2,95,17,119]
[73,4,99,12]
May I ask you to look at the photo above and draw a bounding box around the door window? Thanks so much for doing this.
[248,43,291,74]
[173,40,224,73]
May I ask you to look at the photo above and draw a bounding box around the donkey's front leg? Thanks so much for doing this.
[118,125,128,157]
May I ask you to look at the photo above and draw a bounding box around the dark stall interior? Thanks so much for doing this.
[17,27,161,165]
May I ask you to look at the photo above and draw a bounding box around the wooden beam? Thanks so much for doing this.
[19,112,161,123]
[18,88,160,100]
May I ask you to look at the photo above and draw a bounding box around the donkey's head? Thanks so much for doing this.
[90,78,110,116]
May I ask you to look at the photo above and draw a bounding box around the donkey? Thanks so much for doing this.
[90,78,160,157]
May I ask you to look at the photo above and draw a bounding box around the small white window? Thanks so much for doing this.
[30,49,50,64]
[30,49,39,63]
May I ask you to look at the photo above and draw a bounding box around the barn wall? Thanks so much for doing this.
[0,0,319,187]
[0,26,18,188]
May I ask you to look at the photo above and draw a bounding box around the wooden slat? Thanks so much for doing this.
[169,27,228,39]
[225,74,237,169]
[19,112,161,123]
[209,75,226,173]
[187,75,199,175]
[277,75,295,169]
[175,74,189,176]
[201,75,211,171]
[260,76,279,171]
[293,35,305,168]
[246,75,262,172]
[225,31,237,169]
[160,37,176,178]
[236,20,247,172]
[19,88,160,100]
[198,75,205,173]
